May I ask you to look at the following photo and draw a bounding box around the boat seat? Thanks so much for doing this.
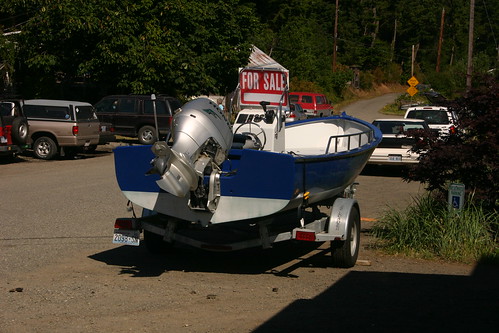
[231,133,259,150]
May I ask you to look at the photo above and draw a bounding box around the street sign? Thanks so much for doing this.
[448,183,465,211]
[407,76,419,87]
[406,86,418,96]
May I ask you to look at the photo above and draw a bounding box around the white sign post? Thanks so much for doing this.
[448,183,465,211]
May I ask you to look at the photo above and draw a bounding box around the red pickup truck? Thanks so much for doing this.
[289,92,333,118]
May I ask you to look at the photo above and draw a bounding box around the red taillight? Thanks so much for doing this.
[295,230,316,241]
[290,113,296,118]
[72,125,79,136]
[449,125,456,135]
[114,218,135,229]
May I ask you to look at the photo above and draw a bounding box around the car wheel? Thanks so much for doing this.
[138,125,157,145]
[11,117,29,144]
[33,136,58,160]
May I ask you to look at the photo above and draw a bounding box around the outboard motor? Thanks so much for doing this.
[149,98,233,210]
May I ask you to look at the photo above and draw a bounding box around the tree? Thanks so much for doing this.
[406,76,498,210]
[6,0,261,100]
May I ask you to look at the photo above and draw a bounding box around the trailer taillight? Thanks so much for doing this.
[114,218,135,229]
[295,230,316,241]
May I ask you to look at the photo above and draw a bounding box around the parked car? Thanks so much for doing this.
[0,101,30,158]
[94,94,182,145]
[86,121,116,152]
[368,118,431,165]
[285,103,307,123]
[23,99,101,159]
[404,106,457,136]
[289,92,333,118]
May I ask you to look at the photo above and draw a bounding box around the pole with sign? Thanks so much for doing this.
[448,183,465,211]
[406,76,419,97]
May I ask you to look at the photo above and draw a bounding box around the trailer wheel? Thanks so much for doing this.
[144,230,172,254]
[330,205,360,268]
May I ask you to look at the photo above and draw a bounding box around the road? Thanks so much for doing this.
[337,93,425,219]
[1,94,487,333]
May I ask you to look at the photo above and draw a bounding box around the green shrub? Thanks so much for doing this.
[371,193,498,263]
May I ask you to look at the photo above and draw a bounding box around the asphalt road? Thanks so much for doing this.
[337,92,425,220]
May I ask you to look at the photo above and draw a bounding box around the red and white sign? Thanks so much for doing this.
[239,69,288,106]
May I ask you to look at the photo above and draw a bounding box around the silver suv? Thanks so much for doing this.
[23,99,100,159]
[404,106,457,136]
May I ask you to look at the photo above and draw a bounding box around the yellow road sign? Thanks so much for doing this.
[406,86,418,96]
[407,76,419,87]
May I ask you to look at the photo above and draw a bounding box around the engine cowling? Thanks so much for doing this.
[150,97,233,198]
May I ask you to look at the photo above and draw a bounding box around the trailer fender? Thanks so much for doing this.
[327,198,359,240]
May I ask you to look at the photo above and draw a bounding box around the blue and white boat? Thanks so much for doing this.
[112,53,381,267]
[114,94,382,267]
[115,97,380,223]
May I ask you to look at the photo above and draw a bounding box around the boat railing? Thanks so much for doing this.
[325,129,375,154]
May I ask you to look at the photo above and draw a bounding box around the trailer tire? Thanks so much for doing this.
[330,204,360,268]
[144,230,172,254]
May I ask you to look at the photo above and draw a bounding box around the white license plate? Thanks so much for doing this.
[84,141,90,147]
[389,155,402,161]
[113,229,140,246]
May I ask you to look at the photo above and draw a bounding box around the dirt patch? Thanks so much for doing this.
[2,232,496,333]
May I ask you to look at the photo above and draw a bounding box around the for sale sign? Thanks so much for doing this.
[239,69,288,107]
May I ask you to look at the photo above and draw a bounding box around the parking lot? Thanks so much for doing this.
[1,95,490,332]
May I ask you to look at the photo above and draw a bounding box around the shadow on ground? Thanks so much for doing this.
[361,164,411,178]
[89,240,328,277]
[252,262,499,332]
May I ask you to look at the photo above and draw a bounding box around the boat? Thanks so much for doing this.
[115,97,381,225]
[112,61,381,268]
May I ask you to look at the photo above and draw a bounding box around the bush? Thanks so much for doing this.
[371,193,498,263]
[406,76,498,211]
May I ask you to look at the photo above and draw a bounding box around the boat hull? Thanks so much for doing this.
[114,116,380,224]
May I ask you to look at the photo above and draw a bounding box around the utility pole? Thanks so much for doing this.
[436,8,445,72]
[391,19,397,62]
[411,45,415,77]
[466,0,475,93]
[332,0,339,72]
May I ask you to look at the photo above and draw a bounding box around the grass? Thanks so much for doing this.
[371,193,499,264]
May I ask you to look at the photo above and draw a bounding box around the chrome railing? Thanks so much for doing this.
[325,129,375,154]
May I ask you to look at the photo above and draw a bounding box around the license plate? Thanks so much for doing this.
[389,154,402,161]
[295,230,316,241]
[84,141,90,147]
[101,125,107,131]
[113,229,140,246]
